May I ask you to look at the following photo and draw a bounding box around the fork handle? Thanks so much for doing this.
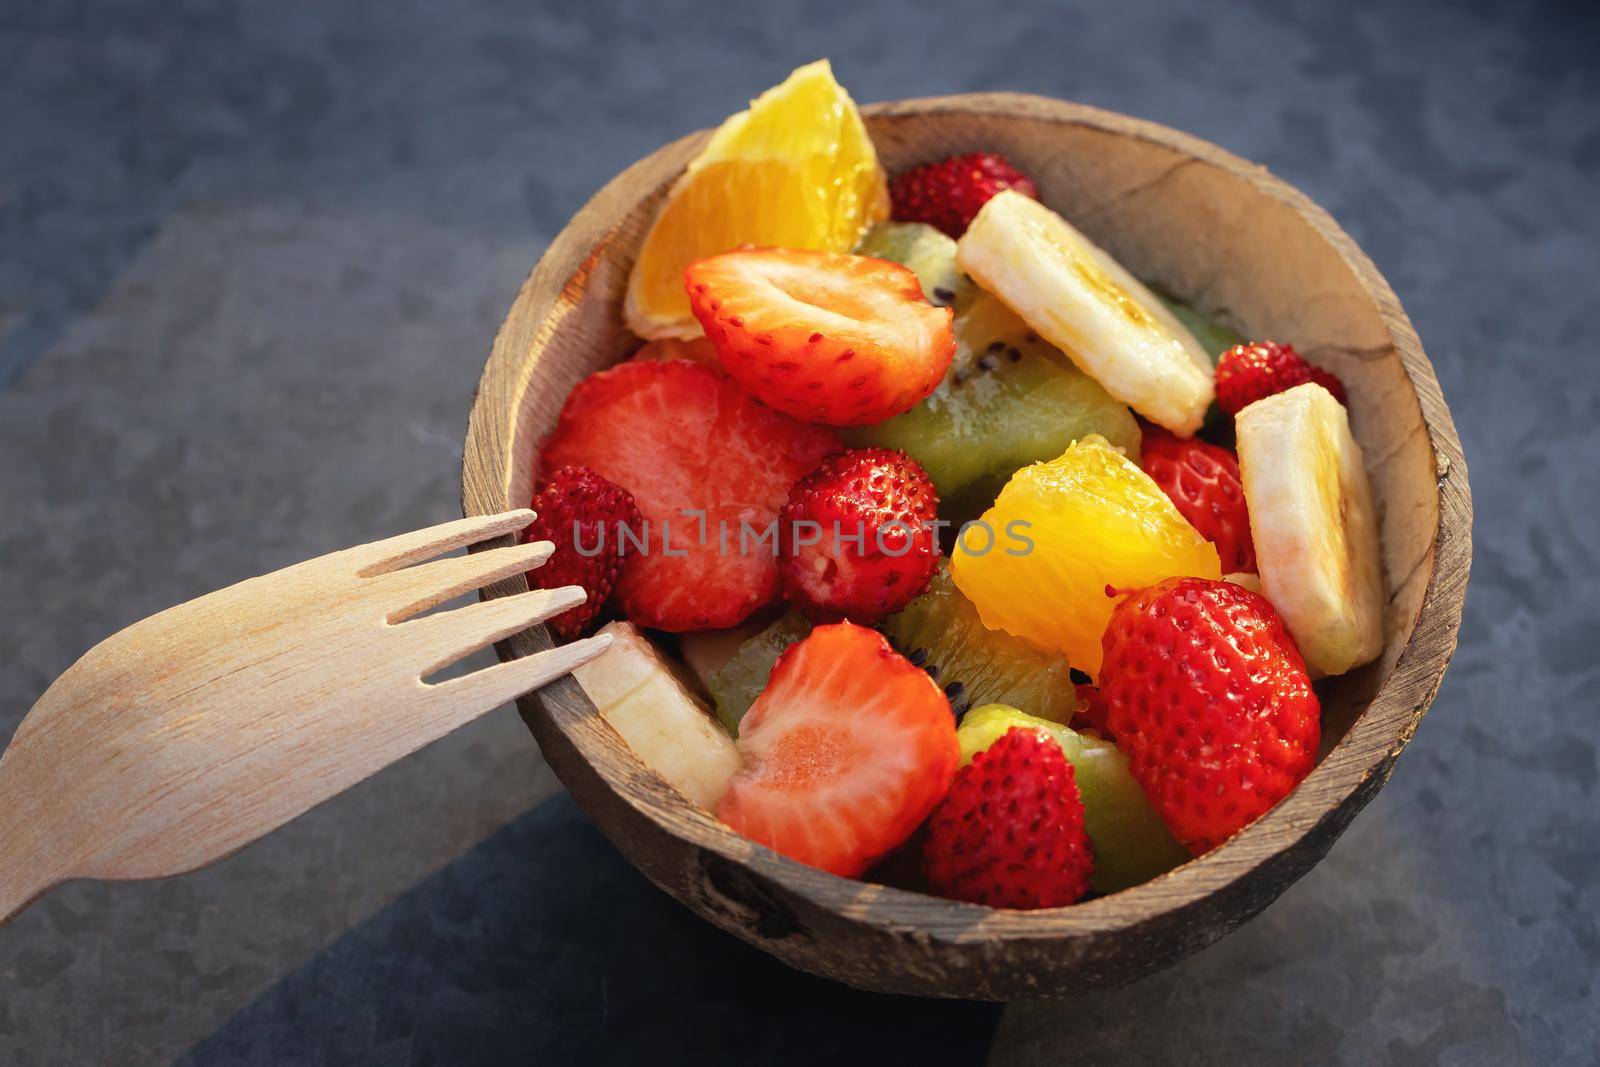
[0,867,51,927]
[0,755,63,925]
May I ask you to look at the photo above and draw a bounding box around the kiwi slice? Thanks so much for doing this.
[847,292,1142,517]
[855,221,974,310]
[706,611,811,737]
[879,562,1080,724]
[1155,292,1245,445]
[1156,292,1244,363]
[959,704,1190,894]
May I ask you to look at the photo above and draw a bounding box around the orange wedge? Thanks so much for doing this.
[950,435,1221,678]
[624,60,889,340]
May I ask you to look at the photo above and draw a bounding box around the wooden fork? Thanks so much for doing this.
[0,509,607,924]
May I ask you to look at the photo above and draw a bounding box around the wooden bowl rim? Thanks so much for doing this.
[462,92,1472,945]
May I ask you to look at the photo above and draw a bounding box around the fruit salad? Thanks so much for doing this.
[535,60,1385,909]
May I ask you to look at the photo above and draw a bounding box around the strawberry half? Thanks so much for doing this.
[1100,577,1320,855]
[889,152,1039,237]
[778,448,940,625]
[1215,340,1348,416]
[685,248,955,427]
[523,466,642,640]
[539,360,839,632]
[1140,426,1257,573]
[923,726,1094,909]
[716,622,960,877]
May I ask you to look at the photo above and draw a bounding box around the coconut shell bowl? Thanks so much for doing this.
[460,92,1471,999]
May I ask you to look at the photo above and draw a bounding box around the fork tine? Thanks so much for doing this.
[381,539,555,623]
[426,632,613,713]
[406,585,588,678]
[355,509,536,578]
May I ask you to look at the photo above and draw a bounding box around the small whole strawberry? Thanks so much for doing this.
[1140,426,1257,573]
[923,727,1095,909]
[778,448,939,624]
[1215,341,1348,416]
[523,466,642,640]
[890,152,1039,238]
[1100,577,1320,855]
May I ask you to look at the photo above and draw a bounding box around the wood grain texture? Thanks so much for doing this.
[0,511,610,925]
[461,93,1472,999]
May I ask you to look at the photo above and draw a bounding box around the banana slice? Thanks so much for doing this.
[956,190,1214,435]
[1235,383,1385,677]
[1224,571,1264,595]
[573,621,742,808]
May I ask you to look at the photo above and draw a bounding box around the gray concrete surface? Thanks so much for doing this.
[1,1,1595,1063]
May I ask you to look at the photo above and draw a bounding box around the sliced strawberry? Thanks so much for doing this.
[539,360,839,631]
[685,248,955,427]
[717,622,960,877]
[523,466,642,640]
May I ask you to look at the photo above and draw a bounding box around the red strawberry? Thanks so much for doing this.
[717,622,959,878]
[1214,341,1347,416]
[889,152,1039,237]
[923,727,1094,909]
[1139,426,1257,573]
[539,360,839,632]
[1100,577,1320,855]
[685,248,955,427]
[522,466,642,640]
[778,448,939,624]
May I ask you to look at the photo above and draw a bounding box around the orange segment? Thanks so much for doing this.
[950,435,1221,678]
[624,60,889,340]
